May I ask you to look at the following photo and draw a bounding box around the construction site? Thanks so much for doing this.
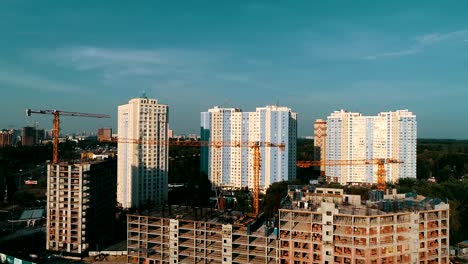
[127,187,450,264]
[127,206,278,264]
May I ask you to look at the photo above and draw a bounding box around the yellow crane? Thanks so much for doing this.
[26,109,110,164]
[115,138,285,216]
[297,158,403,190]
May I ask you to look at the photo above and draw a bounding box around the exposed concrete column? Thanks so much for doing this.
[222,224,232,264]
[409,213,419,263]
[170,219,179,263]
[67,165,72,253]
[321,202,335,264]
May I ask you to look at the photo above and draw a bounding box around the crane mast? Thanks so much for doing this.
[26,109,110,164]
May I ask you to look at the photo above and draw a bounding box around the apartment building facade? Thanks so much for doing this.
[97,127,112,143]
[201,105,297,190]
[313,119,327,175]
[46,159,117,255]
[0,129,13,147]
[117,97,169,209]
[21,126,36,146]
[325,110,416,184]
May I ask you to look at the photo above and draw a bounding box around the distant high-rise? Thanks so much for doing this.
[97,128,112,142]
[0,130,13,147]
[21,126,36,146]
[313,119,327,175]
[167,126,173,139]
[326,110,416,184]
[36,129,45,143]
[117,97,169,209]
[201,105,297,189]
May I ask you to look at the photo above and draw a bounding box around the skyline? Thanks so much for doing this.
[1,1,468,139]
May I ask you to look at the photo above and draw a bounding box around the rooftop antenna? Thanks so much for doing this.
[276,98,280,107]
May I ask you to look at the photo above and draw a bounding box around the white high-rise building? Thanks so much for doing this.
[117,97,169,209]
[326,110,416,184]
[201,105,297,190]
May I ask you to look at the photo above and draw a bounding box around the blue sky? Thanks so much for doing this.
[1,1,468,138]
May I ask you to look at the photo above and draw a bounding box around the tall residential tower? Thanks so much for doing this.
[201,105,297,190]
[117,97,169,209]
[326,110,416,184]
[313,119,327,176]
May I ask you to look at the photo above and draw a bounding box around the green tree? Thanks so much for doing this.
[263,181,288,218]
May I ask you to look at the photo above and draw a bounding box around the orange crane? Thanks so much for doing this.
[115,138,284,216]
[297,158,403,191]
[26,109,110,164]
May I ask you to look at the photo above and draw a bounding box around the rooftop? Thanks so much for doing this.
[282,186,449,215]
[130,205,274,236]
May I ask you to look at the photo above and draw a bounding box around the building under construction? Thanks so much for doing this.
[127,187,449,264]
[279,187,449,264]
[46,158,117,256]
[128,205,278,264]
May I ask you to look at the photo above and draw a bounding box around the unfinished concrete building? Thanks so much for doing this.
[46,158,117,256]
[279,187,450,264]
[127,206,278,264]
[128,187,449,264]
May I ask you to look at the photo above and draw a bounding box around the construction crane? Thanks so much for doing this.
[115,138,285,216]
[296,158,403,191]
[26,109,111,164]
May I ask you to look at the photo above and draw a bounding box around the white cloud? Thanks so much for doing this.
[50,47,221,80]
[363,29,468,60]
[363,47,421,60]
[0,70,92,94]
[415,30,468,45]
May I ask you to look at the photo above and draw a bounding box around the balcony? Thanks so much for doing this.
[355,249,365,258]
[427,221,438,230]
[334,236,352,246]
[428,231,439,238]
[354,238,367,247]
[380,238,393,245]
[353,227,367,236]
[396,227,409,233]
[427,213,439,220]
[380,226,394,234]
[428,241,439,249]
[334,227,352,235]
[396,237,409,244]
